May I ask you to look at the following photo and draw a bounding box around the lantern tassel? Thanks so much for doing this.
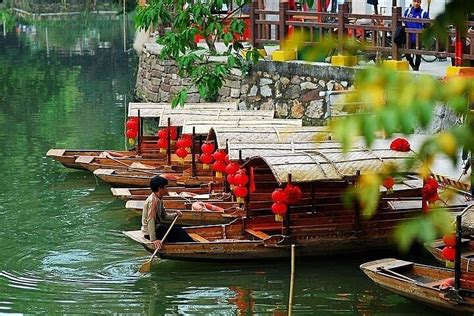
[203,164,209,170]
[275,214,283,222]
[216,171,222,179]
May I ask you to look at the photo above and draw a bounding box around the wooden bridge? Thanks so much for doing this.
[248,1,474,64]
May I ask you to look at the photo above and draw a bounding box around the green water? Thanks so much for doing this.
[0,7,446,316]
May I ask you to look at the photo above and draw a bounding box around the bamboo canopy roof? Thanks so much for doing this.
[158,110,275,127]
[182,119,303,134]
[227,140,365,160]
[208,126,332,149]
[128,102,238,117]
[243,142,415,184]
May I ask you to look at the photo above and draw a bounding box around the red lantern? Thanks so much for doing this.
[175,147,188,165]
[234,185,248,203]
[224,154,230,164]
[390,138,411,152]
[200,153,214,170]
[182,134,193,148]
[225,162,240,175]
[284,184,302,205]
[126,118,139,130]
[442,246,456,261]
[383,176,395,190]
[272,202,287,222]
[443,233,456,248]
[157,138,168,153]
[227,173,236,186]
[157,128,168,139]
[213,149,227,162]
[213,160,227,178]
[176,138,187,149]
[272,189,288,203]
[169,126,178,141]
[201,142,215,154]
[234,169,249,186]
[126,129,138,139]
[422,177,439,204]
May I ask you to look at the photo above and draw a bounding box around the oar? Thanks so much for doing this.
[138,215,179,273]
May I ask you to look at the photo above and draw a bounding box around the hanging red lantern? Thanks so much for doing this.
[272,188,288,203]
[234,185,248,204]
[126,129,138,139]
[442,246,456,262]
[213,149,227,162]
[176,137,187,149]
[175,147,188,165]
[157,138,168,153]
[443,233,456,248]
[157,128,168,140]
[284,184,302,205]
[126,118,139,130]
[390,138,411,152]
[169,126,178,141]
[212,160,227,178]
[227,173,236,187]
[383,176,395,191]
[201,142,215,154]
[225,162,240,175]
[272,202,287,222]
[182,134,193,149]
[234,169,249,186]
[200,153,214,170]
[422,177,439,206]
[224,154,230,164]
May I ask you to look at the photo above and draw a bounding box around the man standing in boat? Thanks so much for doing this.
[141,176,193,249]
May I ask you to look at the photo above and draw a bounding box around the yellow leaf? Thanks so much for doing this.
[437,132,457,157]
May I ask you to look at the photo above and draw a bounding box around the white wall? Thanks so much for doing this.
[351,0,448,17]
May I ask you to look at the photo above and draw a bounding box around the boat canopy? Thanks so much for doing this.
[243,143,415,184]
[207,126,332,149]
[158,110,275,127]
[181,119,302,134]
[128,102,237,117]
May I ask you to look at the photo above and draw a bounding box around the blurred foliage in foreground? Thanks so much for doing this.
[332,67,473,251]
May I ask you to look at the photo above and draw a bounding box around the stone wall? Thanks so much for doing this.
[135,44,356,125]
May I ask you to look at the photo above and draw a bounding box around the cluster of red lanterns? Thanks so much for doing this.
[233,169,249,203]
[157,127,178,153]
[390,138,411,152]
[422,177,439,213]
[212,149,227,178]
[271,184,302,222]
[175,134,192,164]
[125,117,139,145]
[441,233,456,263]
[200,142,215,170]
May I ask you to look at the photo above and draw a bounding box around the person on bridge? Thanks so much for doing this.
[403,0,429,71]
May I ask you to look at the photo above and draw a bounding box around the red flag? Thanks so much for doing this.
[249,167,256,193]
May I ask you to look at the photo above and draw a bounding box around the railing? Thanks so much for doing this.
[250,1,474,63]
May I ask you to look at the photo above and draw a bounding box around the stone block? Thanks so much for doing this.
[260,99,274,111]
[161,84,171,92]
[230,88,240,98]
[305,100,324,119]
[219,87,231,97]
[151,78,162,86]
[260,78,273,86]
[260,85,272,97]
[300,82,318,90]
[275,102,288,117]
[290,101,304,119]
[224,79,242,89]
[187,93,200,103]
[280,77,290,86]
[249,85,258,97]
[301,89,320,102]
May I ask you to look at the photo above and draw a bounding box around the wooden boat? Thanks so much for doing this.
[93,167,215,187]
[425,238,474,272]
[361,258,474,315]
[127,101,238,117]
[110,184,221,201]
[46,149,141,171]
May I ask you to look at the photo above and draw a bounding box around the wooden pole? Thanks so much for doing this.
[391,6,402,61]
[249,0,259,47]
[454,214,462,289]
[137,109,141,156]
[285,174,292,236]
[167,117,171,166]
[279,0,289,48]
[191,127,196,178]
[288,244,296,316]
[224,139,229,193]
[337,4,349,54]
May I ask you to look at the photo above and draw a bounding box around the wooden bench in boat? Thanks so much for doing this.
[245,228,270,240]
[123,230,152,245]
[188,233,210,243]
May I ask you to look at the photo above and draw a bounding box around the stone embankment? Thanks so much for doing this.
[135,44,355,125]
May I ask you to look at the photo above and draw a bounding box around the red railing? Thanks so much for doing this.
[249,1,474,63]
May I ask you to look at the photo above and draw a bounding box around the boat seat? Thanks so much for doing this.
[188,233,210,243]
[245,228,270,240]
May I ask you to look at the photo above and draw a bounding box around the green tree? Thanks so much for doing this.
[135,0,262,106]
